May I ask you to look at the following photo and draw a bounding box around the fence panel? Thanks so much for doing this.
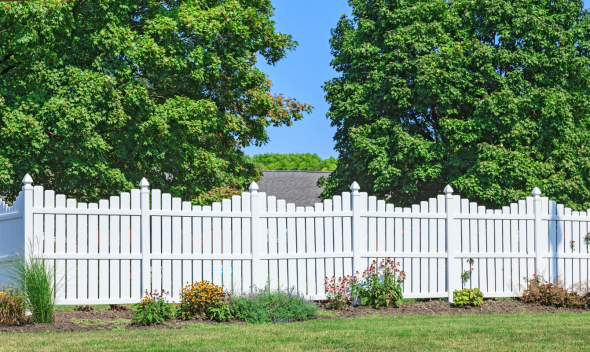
[3,175,590,303]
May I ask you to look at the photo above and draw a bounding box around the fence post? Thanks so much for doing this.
[350,181,362,305]
[139,178,151,297]
[444,185,459,303]
[532,187,547,278]
[249,181,260,290]
[22,174,34,256]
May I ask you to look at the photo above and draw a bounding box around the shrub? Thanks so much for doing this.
[324,275,353,309]
[74,305,94,312]
[350,258,406,308]
[230,286,317,323]
[179,280,231,321]
[453,288,484,308]
[10,245,60,323]
[521,275,582,309]
[108,304,129,311]
[132,290,177,326]
[0,286,26,324]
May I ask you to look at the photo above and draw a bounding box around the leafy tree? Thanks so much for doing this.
[321,0,590,210]
[252,153,338,171]
[0,0,311,203]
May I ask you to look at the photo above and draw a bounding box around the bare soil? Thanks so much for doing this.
[1,300,588,334]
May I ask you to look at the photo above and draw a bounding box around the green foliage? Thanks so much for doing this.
[322,0,590,210]
[0,0,312,204]
[453,288,484,308]
[0,286,26,324]
[10,245,60,323]
[132,290,177,326]
[206,301,233,322]
[230,286,317,323]
[251,153,338,171]
[193,186,244,206]
[350,258,405,308]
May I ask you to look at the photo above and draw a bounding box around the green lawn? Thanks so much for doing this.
[1,313,589,351]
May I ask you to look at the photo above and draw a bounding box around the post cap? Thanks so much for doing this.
[350,181,361,192]
[531,187,541,198]
[443,184,454,195]
[249,181,259,193]
[139,178,150,189]
[22,174,33,185]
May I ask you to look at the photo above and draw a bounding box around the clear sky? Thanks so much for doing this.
[243,0,352,159]
[243,0,590,160]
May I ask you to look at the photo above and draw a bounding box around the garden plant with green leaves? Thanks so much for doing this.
[0,0,311,204]
[321,0,590,211]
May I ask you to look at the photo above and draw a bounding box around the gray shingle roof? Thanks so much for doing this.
[257,170,332,207]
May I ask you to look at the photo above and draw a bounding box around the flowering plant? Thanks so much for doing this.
[585,233,590,246]
[349,258,406,308]
[132,289,177,326]
[324,275,353,309]
[570,240,576,251]
[179,280,231,321]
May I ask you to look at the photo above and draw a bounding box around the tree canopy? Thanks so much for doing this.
[0,0,311,203]
[321,0,590,210]
[251,153,338,171]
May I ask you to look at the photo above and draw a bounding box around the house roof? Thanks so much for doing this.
[257,170,332,207]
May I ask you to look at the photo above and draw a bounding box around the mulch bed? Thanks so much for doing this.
[1,299,588,334]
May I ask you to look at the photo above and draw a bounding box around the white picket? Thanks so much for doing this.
[109,196,120,300]
[183,201,192,290]
[277,199,288,290]
[268,196,279,290]
[162,194,172,297]
[120,193,130,299]
[151,190,162,295]
[212,202,222,287]
[286,203,297,290]
[232,195,242,293]
[78,203,88,300]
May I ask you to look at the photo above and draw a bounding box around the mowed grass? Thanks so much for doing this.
[1,313,590,351]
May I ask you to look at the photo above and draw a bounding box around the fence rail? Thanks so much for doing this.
[0,175,589,304]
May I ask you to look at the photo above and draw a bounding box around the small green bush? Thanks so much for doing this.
[0,286,26,324]
[230,286,317,323]
[453,288,484,308]
[132,290,177,326]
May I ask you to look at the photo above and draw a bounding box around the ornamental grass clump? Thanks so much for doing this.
[10,244,60,323]
[179,280,232,322]
[132,290,177,326]
[230,285,317,323]
[0,286,26,324]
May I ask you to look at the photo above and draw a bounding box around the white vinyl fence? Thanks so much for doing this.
[0,174,589,304]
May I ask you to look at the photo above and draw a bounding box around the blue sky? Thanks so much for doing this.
[243,0,590,159]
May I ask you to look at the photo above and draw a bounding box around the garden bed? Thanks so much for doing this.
[1,299,588,334]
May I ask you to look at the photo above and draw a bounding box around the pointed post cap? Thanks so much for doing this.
[22,173,33,185]
[531,187,541,198]
[350,181,361,193]
[139,177,149,191]
[443,185,454,197]
[249,181,259,194]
